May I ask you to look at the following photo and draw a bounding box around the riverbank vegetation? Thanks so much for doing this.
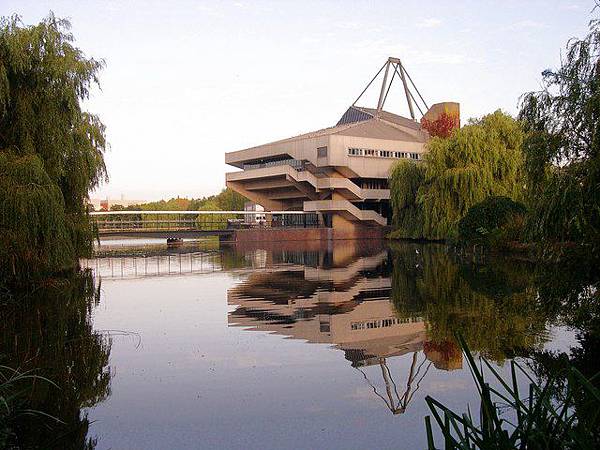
[424,337,600,450]
[0,14,107,284]
[390,18,600,260]
[389,111,524,241]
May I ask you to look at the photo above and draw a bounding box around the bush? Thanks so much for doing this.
[458,196,527,248]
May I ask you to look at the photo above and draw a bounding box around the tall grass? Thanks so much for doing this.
[0,365,61,447]
[424,336,600,449]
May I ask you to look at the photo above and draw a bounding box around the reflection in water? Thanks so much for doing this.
[4,239,594,448]
[227,240,551,415]
[0,272,112,449]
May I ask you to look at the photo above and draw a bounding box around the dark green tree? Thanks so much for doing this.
[457,196,527,248]
[0,14,107,282]
[519,15,600,258]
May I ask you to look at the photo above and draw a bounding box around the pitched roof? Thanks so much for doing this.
[337,106,421,130]
[334,119,426,142]
[237,107,426,152]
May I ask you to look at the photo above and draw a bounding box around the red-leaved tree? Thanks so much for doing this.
[421,111,460,138]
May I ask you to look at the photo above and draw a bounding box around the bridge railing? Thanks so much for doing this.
[90,210,321,233]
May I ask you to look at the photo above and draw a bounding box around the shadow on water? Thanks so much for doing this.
[0,272,112,449]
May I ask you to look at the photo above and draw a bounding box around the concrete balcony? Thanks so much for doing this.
[226,165,389,202]
[304,200,388,226]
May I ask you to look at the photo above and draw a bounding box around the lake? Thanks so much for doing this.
[1,239,591,449]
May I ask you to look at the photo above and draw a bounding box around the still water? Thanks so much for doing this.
[1,239,588,449]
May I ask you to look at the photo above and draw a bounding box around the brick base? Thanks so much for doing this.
[229,226,385,243]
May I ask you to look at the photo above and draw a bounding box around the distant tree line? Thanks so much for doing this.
[105,187,247,212]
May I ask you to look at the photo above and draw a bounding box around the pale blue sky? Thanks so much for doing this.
[2,0,594,200]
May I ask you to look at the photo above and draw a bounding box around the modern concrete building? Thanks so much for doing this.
[225,57,459,237]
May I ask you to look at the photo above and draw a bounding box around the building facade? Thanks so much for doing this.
[225,58,458,236]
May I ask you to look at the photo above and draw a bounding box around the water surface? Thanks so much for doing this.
[2,239,589,449]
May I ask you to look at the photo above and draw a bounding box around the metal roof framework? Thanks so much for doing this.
[352,57,429,121]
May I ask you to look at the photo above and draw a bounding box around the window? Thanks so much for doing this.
[347,148,415,159]
[317,146,328,158]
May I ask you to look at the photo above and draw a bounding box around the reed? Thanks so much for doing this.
[424,336,600,449]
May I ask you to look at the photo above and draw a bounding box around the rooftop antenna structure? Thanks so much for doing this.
[352,57,429,121]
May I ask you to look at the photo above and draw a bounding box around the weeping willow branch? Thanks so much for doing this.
[0,14,107,283]
[389,111,525,241]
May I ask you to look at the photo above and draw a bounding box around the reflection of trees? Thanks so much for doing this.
[390,243,550,362]
[0,271,112,449]
[527,255,600,445]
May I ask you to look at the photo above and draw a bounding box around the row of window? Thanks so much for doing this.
[243,158,305,171]
[358,179,388,190]
[348,147,422,160]
[350,316,423,331]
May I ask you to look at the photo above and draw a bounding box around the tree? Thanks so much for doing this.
[457,196,527,248]
[389,111,525,240]
[519,16,600,258]
[0,14,107,282]
[388,160,426,239]
[421,110,459,138]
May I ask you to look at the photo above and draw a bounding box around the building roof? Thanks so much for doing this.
[337,106,421,131]
[237,107,427,153]
[333,119,426,142]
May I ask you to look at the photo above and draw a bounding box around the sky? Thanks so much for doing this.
[2,0,595,201]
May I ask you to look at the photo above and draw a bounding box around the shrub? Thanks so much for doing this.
[458,196,527,248]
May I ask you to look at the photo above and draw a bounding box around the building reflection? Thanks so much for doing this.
[227,240,462,415]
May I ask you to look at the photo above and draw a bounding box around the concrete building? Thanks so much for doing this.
[225,57,459,237]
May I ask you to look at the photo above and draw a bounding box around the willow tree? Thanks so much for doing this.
[519,17,600,258]
[0,14,107,282]
[389,111,525,240]
[389,159,427,239]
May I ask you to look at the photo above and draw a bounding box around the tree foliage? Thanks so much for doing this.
[458,196,527,247]
[390,111,525,240]
[388,160,426,239]
[121,188,247,212]
[519,16,600,257]
[0,14,107,282]
[421,111,459,138]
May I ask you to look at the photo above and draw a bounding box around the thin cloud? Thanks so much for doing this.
[417,18,442,28]
[508,19,547,30]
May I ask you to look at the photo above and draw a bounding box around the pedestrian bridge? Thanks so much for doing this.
[90,210,321,238]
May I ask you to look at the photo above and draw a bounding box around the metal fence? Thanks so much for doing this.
[90,211,321,233]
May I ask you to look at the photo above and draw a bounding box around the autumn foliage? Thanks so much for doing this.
[421,111,460,138]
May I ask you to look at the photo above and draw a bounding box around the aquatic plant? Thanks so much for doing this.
[424,337,600,450]
[0,365,61,448]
